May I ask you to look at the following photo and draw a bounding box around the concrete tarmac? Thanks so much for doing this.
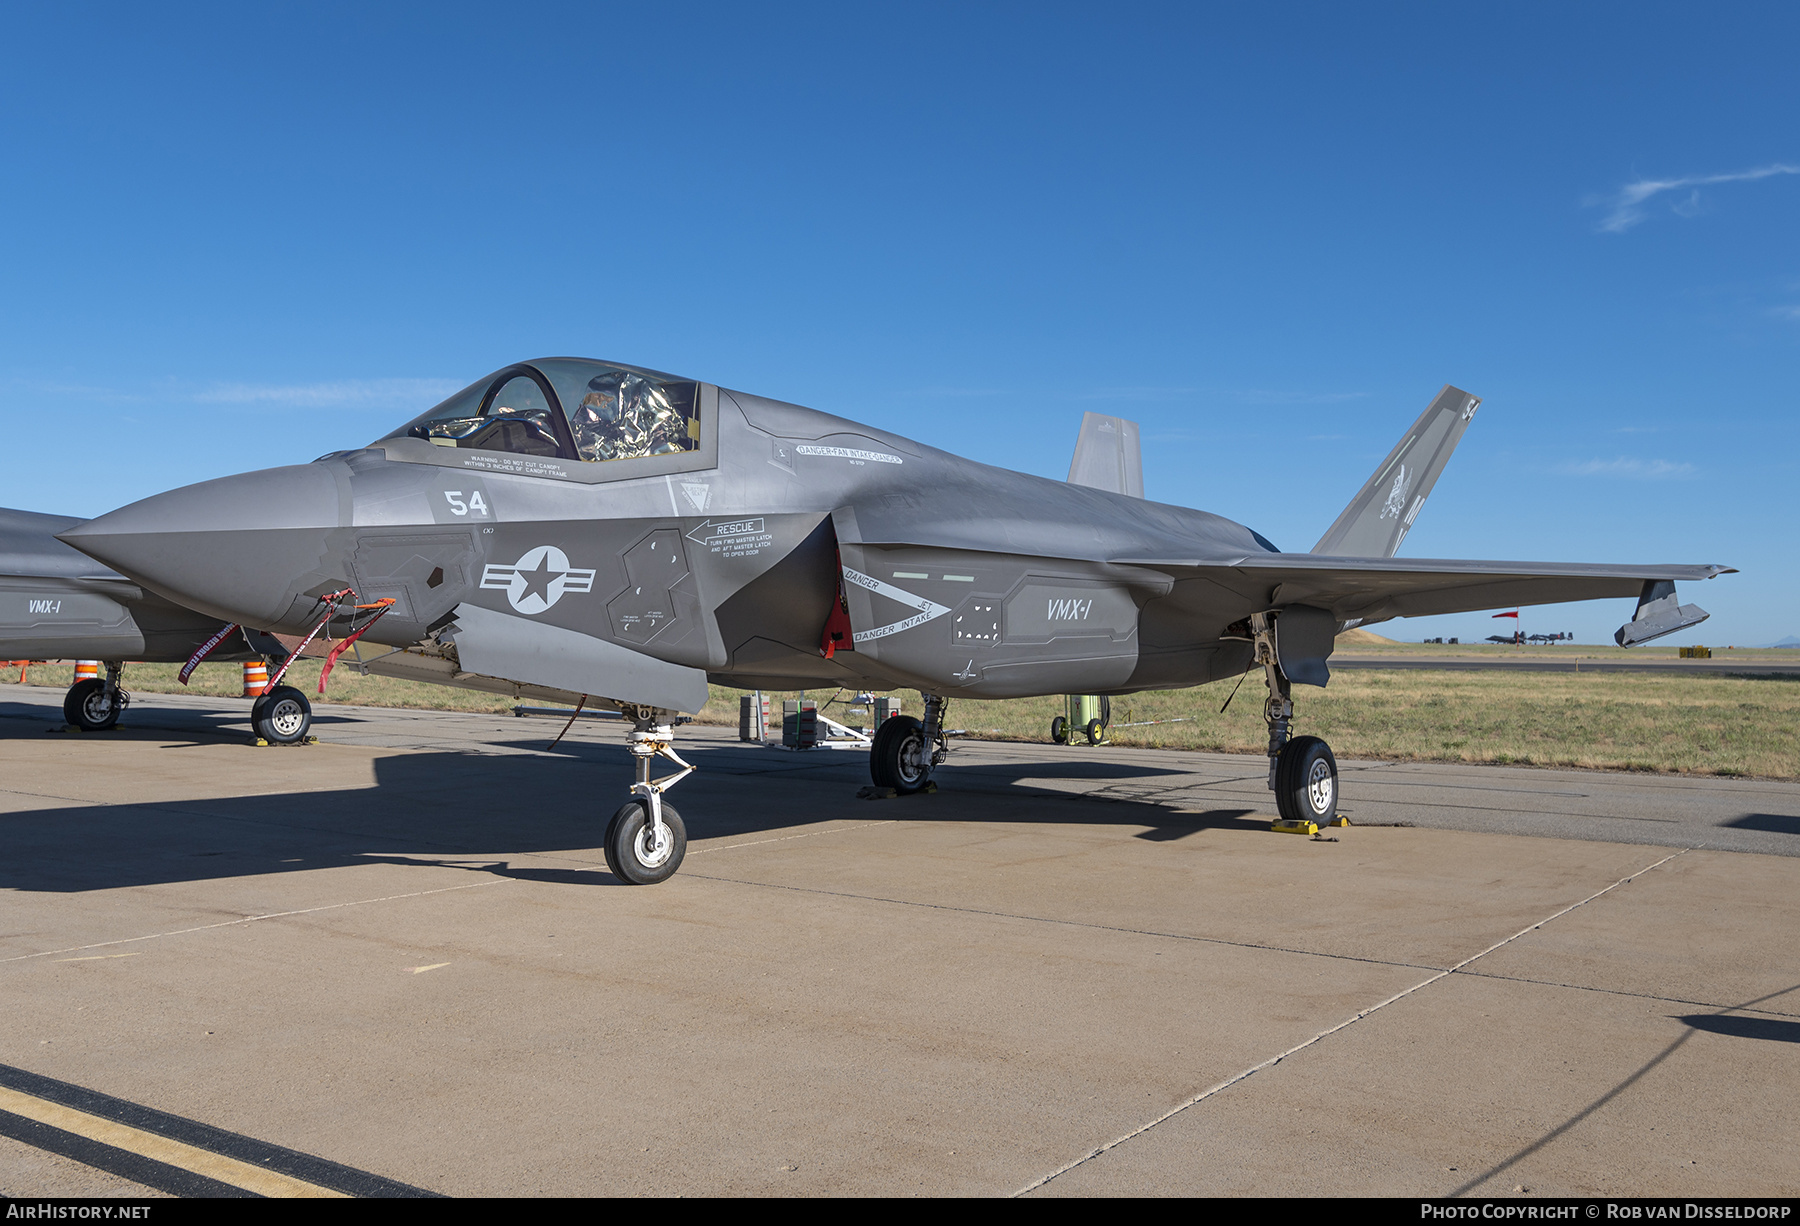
[1,682,1797,1198]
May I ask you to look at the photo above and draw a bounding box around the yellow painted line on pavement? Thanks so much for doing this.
[0,1085,347,1198]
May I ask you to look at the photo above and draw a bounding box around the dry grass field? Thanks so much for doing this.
[940,669,1800,778]
[9,644,1799,780]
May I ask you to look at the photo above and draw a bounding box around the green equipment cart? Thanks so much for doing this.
[1050,695,1112,746]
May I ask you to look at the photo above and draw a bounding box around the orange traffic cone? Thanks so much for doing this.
[242,660,269,697]
[74,660,100,683]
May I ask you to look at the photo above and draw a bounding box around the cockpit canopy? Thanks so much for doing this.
[385,359,703,464]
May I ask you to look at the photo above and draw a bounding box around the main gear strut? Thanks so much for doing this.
[1250,611,1342,833]
[1249,612,1291,791]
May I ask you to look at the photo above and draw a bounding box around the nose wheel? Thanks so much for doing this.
[604,798,688,884]
[251,684,313,744]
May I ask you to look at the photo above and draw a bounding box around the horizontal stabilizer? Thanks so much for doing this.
[1615,580,1710,647]
[1313,386,1481,559]
[1067,413,1144,499]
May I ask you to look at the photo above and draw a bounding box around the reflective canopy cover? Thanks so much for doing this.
[385,359,703,464]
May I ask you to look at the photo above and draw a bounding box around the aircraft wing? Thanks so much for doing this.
[1114,553,1734,629]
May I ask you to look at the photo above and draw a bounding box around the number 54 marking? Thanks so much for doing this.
[444,490,489,516]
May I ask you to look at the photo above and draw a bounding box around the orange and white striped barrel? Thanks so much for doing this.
[242,661,269,697]
[74,660,100,682]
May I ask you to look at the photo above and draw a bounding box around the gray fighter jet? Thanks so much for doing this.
[57,359,1732,883]
[1,507,305,740]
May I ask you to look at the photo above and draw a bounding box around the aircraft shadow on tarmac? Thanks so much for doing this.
[1677,1013,1800,1044]
[1725,813,1800,836]
[0,736,1245,894]
[0,700,363,736]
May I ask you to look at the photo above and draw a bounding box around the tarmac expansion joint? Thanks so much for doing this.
[1012,846,1694,1198]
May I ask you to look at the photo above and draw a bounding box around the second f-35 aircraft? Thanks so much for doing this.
[58,359,1731,883]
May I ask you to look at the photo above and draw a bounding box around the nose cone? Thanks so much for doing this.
[59,464,348,630]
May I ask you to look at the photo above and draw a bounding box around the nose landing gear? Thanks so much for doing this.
[605,707,695,884]
[1250,612,1342,834]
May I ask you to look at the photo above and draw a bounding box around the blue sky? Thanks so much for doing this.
[2,3,1794,644]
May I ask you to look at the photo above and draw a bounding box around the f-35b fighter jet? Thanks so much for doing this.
[57,359,1732,883]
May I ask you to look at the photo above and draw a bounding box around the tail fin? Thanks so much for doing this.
[1311,384,1480,558]
[1067,412,1144,498]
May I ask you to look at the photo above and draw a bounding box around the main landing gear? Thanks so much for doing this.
[605,706,695,885]
[63,662,129,731]
[869,692,949,793]
[1250,612,1341,833]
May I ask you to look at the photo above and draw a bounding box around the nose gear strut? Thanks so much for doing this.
[604,705,695,884]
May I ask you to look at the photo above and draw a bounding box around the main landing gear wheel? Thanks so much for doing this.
[1274,735,1338,826]
[63,679,123,731]
[251,685,312,744]
[1050,715,1069,744]
[870,715,932,793]
[604,798,687,885]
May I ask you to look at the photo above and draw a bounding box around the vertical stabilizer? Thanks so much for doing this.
[1311,385,1480,558]
[1067,412,1144,498]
